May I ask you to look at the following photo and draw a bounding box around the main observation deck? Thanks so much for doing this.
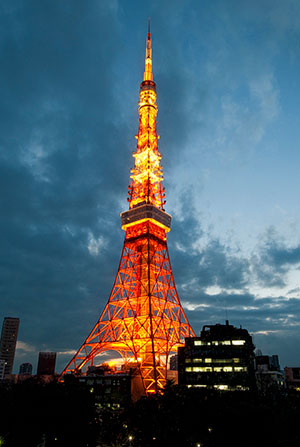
[121,203,171,233]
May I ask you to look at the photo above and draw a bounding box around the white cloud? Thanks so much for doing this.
[16,341,36,353]
[87,232,106,256]
[57,349,77,356]
[250,74,279,121]
[182,301,210,311]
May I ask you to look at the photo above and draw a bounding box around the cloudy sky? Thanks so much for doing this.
[1,0,300,373]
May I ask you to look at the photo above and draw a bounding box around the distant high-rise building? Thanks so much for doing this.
[0,317,20,377]
[37,352,56,375]
[0,359,5,380]
[19,362,33,375]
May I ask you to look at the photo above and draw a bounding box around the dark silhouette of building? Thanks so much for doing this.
[255,353,285,393]
[178,321,256,391]
[19,362,33,375]
[37,352,56,375]
[284,367,300,391]
[0,317,20,377]
[255,354,280,371]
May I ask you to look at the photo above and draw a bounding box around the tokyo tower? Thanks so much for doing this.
[60,26,195,395]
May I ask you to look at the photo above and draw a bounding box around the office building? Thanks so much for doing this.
[0,317,20,377]
[178,321,256,391]
[37,352,56,375]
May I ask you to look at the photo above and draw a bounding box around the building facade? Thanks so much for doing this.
[0,359,5,380]
[255,353,285,394]
[178,321,256,391]
[284,367,300,392]
[37,352,56,375]
[0,317,20,377]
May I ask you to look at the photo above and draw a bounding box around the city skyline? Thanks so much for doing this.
[1,0,300,373]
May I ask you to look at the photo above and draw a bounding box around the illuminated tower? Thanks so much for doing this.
[60,27,195,395]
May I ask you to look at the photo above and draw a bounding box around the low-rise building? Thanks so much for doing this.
[66,366,132,408]
[284,367,300,392]
[255,354,285,394]
[178,321,256,391]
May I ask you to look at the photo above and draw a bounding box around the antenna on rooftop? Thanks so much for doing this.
[225,302,229,325]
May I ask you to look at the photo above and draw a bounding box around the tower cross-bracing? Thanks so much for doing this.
[60,28,195,395]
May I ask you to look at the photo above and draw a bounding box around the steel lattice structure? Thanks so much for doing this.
[60,26,195,394]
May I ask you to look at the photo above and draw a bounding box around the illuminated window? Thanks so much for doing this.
[194,341,203,346]
[232,340,246,345]
[233,358,240,363]
[187,384,207,388]
[234,367,247,372]
[185,367,192,372]
[185,359,191,363]
[204,358,212,363]
[220,340,231,345]
[212,341,219,345]
[193,358,203,363]
[213,367,223,372]
[214,359,232,364]
[223,367,233,372]
[214,385,228,390]
[192,367,212,372]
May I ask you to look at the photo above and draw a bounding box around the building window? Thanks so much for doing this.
[187,384,207,388]
[214,385,228,390]
[232,340,246,345]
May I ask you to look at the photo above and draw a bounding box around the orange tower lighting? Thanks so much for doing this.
[60,26,195,395]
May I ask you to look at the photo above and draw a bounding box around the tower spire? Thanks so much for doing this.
[144,19,153,82]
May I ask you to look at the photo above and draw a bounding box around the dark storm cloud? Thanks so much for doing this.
[0,1,133,371]
[252,227,300,287]
[168,195,250,297]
